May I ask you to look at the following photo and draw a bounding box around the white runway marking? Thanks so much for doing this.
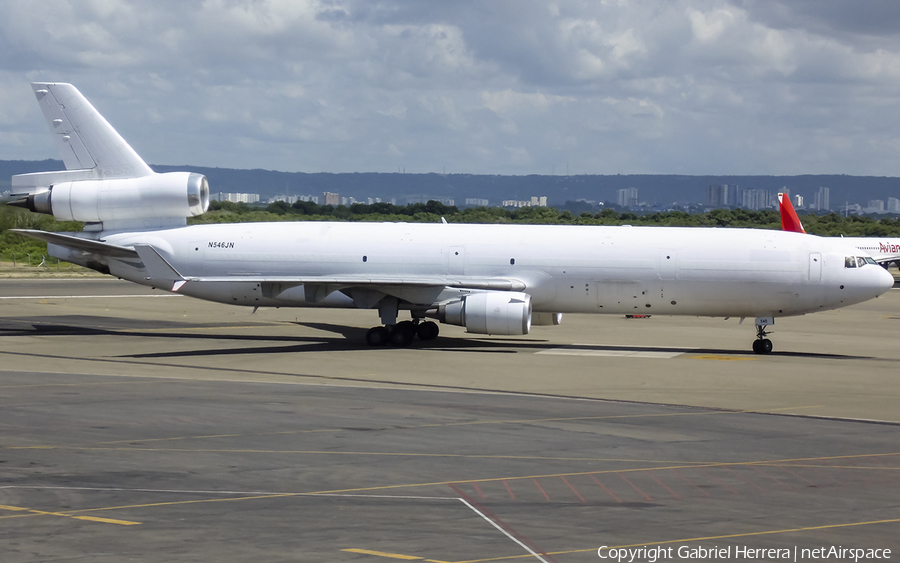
[458,498,551,563]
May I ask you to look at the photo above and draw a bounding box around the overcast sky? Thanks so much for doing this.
[1,0,900,176]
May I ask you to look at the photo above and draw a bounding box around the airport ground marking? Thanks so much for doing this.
[342,548,452,562]
[456,497,552,563]
[6,452,898,526]
[449,516,900,563]
[93,405,823,447]
[341,548,426,560]
[0,503,140,526]
[2,444,723,464]
[10,440,886,472]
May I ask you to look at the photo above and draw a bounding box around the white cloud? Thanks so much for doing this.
[0,0,899,175]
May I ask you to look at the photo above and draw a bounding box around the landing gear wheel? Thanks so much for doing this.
[366,326,390,346]
[752,320,774,354]
[752,338,773,354]
[416,321,439,341]
[389,321,416,347]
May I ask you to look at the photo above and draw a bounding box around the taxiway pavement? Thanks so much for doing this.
[1,279,898,562]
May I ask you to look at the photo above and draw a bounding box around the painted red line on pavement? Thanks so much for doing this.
[775,465,816,487]
[695,467,739,495]
[472,482,485,499]
[503,480,516,500]
[448,483,558,563]
[751,465,793,490]
[864,457,900,485]
[804,465,844,487]
[532,478,550,501]
[671,468,710,497]
[724,466,767,493]
[619,473,652,501]
[648,472,681,500]
[589,474,622,503]
[560,476,585,503]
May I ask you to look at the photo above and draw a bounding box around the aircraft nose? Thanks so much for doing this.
[877,266,896,294]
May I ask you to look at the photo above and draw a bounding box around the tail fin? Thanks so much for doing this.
[31,82,153,178]
[778,193,805,233]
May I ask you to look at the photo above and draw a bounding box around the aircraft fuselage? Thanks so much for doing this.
[50,221,893,319]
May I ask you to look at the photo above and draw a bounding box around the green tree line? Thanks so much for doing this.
[3,200,900,261]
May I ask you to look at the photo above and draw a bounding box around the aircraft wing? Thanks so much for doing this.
[185,275,526,291]
[129,244,527,293]
[10,229,140,259]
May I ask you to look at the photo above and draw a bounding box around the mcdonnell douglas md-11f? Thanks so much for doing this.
[6,83,895,354]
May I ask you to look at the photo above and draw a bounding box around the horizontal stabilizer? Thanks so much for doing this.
[10,229,138,259]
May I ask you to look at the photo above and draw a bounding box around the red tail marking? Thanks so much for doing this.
[779,193,806,233]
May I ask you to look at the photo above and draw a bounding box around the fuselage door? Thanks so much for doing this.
[809,252,822,282]
[449,246,465,275]
[659,250,677,280]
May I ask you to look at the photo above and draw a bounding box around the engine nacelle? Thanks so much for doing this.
[22,172,209,223]
[435,291,532,335]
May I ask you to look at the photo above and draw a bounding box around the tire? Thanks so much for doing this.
[416,321,439,341]
[389,322,416,346]
[366,326,389,346]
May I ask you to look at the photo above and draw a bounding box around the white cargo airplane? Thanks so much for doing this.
[6,83,895,354]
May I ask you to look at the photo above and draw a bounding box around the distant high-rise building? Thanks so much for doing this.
[215,192,259,203]
[323,192,340,206]
[707,184,741,207]
[617,187,638,207]
[812,187,830,211]
[887,197,900,213]
[466,198,489,207]
[867,200,885,213]
[793,194,803,208]
[741,189,771,211]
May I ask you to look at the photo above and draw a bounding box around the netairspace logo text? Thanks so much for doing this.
[597,545,892,562]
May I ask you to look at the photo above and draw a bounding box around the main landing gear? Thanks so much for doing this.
[751,317,774,355]
[365,319,440,347]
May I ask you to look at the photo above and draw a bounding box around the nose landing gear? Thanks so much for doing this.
[752,317,774,354]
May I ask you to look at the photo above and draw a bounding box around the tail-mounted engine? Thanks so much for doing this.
[432,291,532,335]
[12,172,209,223]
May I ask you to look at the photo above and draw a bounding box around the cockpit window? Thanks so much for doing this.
[846,256,877,268]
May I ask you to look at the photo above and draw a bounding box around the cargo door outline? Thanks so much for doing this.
[449,246,465,275]
[809,252,822,282]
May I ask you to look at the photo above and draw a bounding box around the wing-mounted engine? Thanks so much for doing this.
[432,291,532,335]
[13,172,209,223]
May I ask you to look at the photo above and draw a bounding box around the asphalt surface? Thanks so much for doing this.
[1,279,899,562]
